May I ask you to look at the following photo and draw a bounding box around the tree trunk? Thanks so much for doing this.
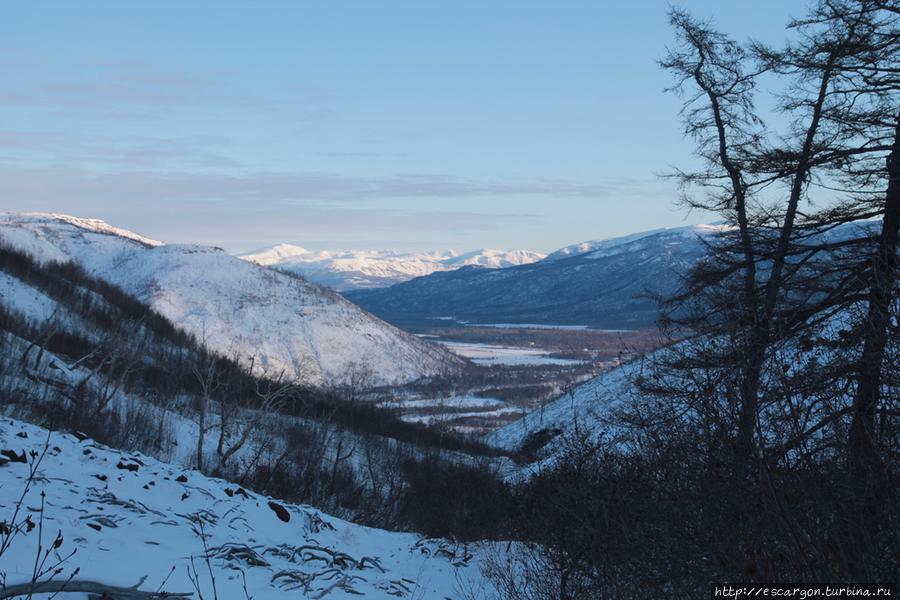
[736,341,764,466]
[197,395,206,472]
[848,111,900,512]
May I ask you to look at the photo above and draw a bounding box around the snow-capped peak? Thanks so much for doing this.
[240,245,545,290]
[445,248,546,268]
[241,243,313,265]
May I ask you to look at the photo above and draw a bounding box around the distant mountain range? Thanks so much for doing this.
[346,225,726,330]
[239,244,545,291]
[0,213,462,386]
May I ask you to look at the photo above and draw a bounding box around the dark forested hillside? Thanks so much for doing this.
[347,226,710,329]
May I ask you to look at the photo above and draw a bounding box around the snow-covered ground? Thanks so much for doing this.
[438,341,582,366]
[402,407,524,426]
[0,272,67,325]
[0,418,498,599]
[461,322,593,330]
[240,244,545,291]
[379,395,524,429]
[486,356,646,473]
[0,213,463,386]
[379,395,505,411]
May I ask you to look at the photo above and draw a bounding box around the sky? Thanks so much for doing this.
[1,1,802,254]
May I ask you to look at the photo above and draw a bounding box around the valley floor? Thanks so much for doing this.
[379,325,662,434]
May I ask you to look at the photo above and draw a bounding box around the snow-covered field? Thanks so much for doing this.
[0,418,498,599]
[379,395,505,410]
[378,395,524,431]
[401,407,524,425]
[438,341,582,366]
[462,322,592,330]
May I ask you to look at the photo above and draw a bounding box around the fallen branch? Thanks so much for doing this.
[0,578,192,599]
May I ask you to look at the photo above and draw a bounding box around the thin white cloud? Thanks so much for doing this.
[0,130,238,169]
[0,62,338,122]
[0,166,619,206]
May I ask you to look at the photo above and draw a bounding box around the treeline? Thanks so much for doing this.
[0,240,196,349]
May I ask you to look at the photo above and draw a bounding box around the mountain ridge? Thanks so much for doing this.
[346,224,718,329]
[240,244,545,290]
[0,212,463,386]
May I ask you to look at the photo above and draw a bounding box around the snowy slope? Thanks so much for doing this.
[0,213,462,386]
[0,272,64,325]
[0,418,494,599]
[487,269,879,474]
[486,357,645,471]
[240,245,545,291]
[543,223,725,262]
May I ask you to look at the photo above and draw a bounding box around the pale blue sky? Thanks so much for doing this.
[1,1,799,253]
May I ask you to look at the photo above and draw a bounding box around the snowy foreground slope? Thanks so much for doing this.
[240,244,545,291]
[0,418,494,599]
[0,213,462,386]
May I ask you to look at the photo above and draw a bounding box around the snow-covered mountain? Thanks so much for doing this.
[0,418,494,599]
[240,245,545,291]
[443,248,545,269]
[0,213,463,386]
[347,224,718,329]
[542,224,728,262]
